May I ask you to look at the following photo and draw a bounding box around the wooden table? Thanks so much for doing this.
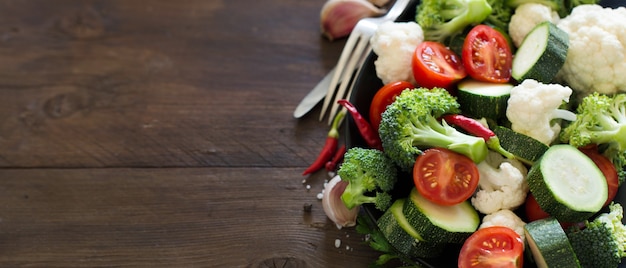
[0,0,383,267]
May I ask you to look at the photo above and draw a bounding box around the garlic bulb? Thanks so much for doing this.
[320,0,386,41]
[322,174,360,229]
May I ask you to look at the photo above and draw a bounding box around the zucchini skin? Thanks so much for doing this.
[526,145,607,222]
[493,126,548,165]
[402,190,478,244]
[377,199,445,258]
[512,21,569,83]
[524,217,581,268]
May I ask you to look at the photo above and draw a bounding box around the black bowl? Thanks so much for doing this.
[345,1,626,267]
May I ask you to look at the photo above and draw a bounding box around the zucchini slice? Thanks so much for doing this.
[377,199,445,258]
[524,217,581,268]
[402,189,479,244]
[512,21,569,83]
[493,126,549,165]
[527,144,608,222]
[457,79,513,120]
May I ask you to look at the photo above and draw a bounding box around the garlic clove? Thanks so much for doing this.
[320,0,386,41]
[322,174,360,229]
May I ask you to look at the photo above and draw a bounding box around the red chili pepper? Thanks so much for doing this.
[325,144,346,171]
[337,99,383,151]
[302,111,346,176]
[441,114,515,159]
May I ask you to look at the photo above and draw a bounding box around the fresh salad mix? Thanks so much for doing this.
[306,0,626,267]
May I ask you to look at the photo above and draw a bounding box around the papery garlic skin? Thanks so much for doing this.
[320,0,385,41]
[367,0,391,7]
[322,174,360,229]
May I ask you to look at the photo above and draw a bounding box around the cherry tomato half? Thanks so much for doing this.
[412,41,466,90]
[579,144,619,207]
[458,226,524,268]
[369,81,414,131]
[413,148,479,206]
[462,25,512,83]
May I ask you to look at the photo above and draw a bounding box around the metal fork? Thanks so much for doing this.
[318,0,411,124]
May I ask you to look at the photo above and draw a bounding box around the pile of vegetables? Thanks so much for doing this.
[306,0,626,267]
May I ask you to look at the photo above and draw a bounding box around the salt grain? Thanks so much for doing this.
[334,239,341,248]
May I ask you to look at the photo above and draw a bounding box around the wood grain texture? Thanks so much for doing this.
[0,0,344,168]
[0,168,378,267]
[0,0,384,267]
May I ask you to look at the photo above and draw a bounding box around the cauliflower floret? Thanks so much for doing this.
[506,79,576,145]
[479,209,527,243]
[471,151,529,215]
[370,21,423,85]
[508,3,560,48]
[556,5,626,96]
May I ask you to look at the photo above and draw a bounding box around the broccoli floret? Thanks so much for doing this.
[415,0,493,43]
[567,203,626,268]
[378,87,488,171]
[560,93,626,179]
[337,147,397,211]
[484,0,514,31]
[504,0,600,17]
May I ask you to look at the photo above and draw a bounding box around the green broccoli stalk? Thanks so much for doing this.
[504,0,600,17]
[567,203,626,268]
[416,0,493,43]
[378,87,488,171]
[560,93,626,182]
[337,147,397,211]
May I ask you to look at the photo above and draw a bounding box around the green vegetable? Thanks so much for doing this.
[524,217,581,268]
[484,0,514,30]
[402,188,479,244]
[415,0,493,43]
[456,79,513,120]
[493,126,549,165]
[560,93,626,184]
[376,199,445,259]
[378,87,488,171]
[511,21,569,83]
[526,144,607,222]
[567,203,626,268]
[504,0,600,17]
[337,147,397,211]
[355,215,426,268]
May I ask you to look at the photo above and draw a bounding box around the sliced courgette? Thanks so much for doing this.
[527,144,608,222]
[524,217,581,268]
[402,189,479,244]
[377,198,445,258]
[512,21,569,83]
[493,126,549,165]
[456,79,513,120]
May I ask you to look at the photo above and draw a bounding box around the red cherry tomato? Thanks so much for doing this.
[458,226,524,268]
[524,193,550,222]
[579,144,619,207]
[368,81,414,131]
[462,25,513,83]
[411,41,466,90]
[413,148,479,206]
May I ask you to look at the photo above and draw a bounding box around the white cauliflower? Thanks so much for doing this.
[506,79,576,145]
[479,209,527,243]
[508,3,560,48]
[556,5,626,96]
[471,151,529,215]
[370,21,423,85]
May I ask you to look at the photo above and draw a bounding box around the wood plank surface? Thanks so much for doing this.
[0,0,385,267]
